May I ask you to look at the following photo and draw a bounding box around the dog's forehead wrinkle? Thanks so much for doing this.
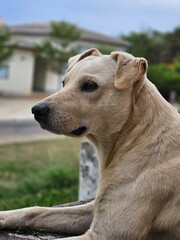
[66,55,98,75]
[65,55,115,85]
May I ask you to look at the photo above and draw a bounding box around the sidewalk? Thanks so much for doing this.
[0,97,39,121]
[0,97,61,144]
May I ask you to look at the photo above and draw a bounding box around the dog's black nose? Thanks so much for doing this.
[31,102,50,118]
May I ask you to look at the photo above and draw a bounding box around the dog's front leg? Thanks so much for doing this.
[0,201,94,235]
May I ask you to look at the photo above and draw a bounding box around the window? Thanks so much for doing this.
[0,65,9,79]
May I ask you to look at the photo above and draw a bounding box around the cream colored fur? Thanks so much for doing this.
[0,49,180,240]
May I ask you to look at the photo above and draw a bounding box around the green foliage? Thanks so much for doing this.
[174,61,180,73]
[51,21,80,48]
[0,166,78,210]
[163,27,180,63]
[35,21,81,73]
[0,26,13,64]
[121,27,180,64]
[0,138,81,210]
[122,27,180,93]
[97,44,116,55]
[121,30,165,64]
[148,63,180,91]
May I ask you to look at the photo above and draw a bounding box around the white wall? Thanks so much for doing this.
[44,68,60,93]
[0,49,35,96]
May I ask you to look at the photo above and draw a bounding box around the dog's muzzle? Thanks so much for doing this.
[32,103,88,136]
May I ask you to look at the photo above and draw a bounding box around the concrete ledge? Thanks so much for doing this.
[0,230,68,239]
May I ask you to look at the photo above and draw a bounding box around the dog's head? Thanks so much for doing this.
[32,48,148,138]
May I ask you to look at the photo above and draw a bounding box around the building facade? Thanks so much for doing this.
[0,22,129,96]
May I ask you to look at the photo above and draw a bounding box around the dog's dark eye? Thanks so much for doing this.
[62,80,65,88]
[81,81,99,92]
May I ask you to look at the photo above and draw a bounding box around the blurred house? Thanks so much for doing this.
[0,21,129,96]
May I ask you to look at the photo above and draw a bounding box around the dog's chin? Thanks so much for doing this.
[38,121,88,137]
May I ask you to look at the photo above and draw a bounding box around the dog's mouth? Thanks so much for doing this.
[70,126,87,136]
[37,120,87,137]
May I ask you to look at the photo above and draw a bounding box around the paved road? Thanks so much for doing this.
[0,118,39,135]
[0,118,61,144]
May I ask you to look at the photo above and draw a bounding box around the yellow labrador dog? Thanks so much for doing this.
[0,49,180,240]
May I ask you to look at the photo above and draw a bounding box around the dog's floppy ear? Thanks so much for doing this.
[67,48,102,71]
[111,52,148,90]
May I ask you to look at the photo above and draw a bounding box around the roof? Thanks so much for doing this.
[8,21,129,49]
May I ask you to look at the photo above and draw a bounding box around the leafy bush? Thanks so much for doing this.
[0,166,78,210]
[0,139,81,210]
[148,63,180,91]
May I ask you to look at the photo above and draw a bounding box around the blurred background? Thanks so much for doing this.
[0,0,179,210]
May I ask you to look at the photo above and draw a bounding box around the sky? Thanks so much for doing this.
[0,0,180,36]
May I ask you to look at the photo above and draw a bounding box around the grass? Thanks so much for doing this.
[0,137,82,210]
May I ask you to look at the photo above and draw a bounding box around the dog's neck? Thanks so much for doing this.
[87,78,180,175]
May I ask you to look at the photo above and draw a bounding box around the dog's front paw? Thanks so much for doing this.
[0,211,12,229]
[0,211,21,229]
[0,207,37,229]
[0,207,44,230]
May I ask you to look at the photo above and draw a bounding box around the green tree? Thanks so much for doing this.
[163,27,180,63]
[121,27,180,101]
[121,27,180,64]
[35,21,81,74]
[97,44,116,55]
[0,26,13,64]
[147,62,180,102]
[121,30,165,64]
